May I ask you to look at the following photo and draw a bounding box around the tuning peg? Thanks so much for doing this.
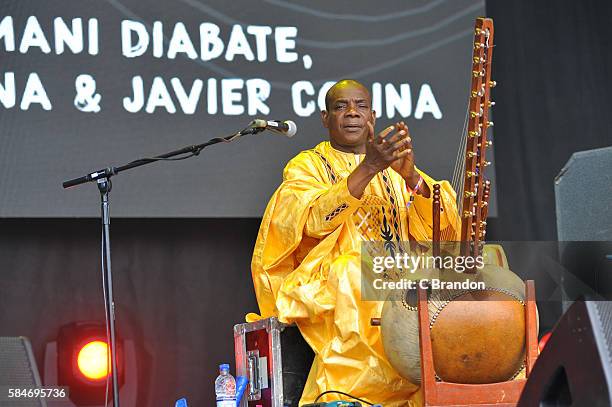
[466,171,476,178]
[470,111,480,118]
[489,80,497,87]
[473,56,484,64]
[468,130,479,138]
[487,121,494,127]
[476,161,492,168]
[472,87,485,98]
[475,28,485,36]
[478,141,493,147]
[474,42,485,50]
[464,191,477,198]
[463,211,475,218]
[488,101,496,107]
[467,151,477,158]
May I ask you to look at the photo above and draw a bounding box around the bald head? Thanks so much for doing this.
[325,79,371,111]
[321,79,375,153]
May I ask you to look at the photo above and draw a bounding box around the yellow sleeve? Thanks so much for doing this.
[282,155,363,239]
[303,178,363,238]
[251,151,361,320]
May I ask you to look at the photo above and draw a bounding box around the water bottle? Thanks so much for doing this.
[215,363,236,407]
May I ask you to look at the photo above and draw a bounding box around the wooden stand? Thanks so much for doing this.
[417,280,539,407]
[432,184,441,258]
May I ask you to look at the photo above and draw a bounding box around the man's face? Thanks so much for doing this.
[321,84,375,149]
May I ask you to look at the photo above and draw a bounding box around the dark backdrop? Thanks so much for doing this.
[0,0,487,218]
[486,0,612,240]
[1,1,612,405]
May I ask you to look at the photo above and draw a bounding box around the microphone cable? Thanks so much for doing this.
[101,228,111,407]
[124,124,255,164]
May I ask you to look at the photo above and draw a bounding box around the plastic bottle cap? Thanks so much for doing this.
[219,363,230,371]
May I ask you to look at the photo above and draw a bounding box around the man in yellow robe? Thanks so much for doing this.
[249,79,460,406]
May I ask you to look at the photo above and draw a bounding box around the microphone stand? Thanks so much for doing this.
[62,124,265,407]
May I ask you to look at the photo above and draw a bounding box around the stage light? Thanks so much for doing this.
[43,321,141,406]
[77,340,110,381]
[55,322,125,405]
[44,321,141,405]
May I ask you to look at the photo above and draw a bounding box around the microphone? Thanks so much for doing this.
[250,119,297,138]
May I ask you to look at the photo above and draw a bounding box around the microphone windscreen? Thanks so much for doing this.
[285,120,297,138]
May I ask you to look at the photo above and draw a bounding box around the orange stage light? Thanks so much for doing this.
[53,321,127,405]
[77,340,111,380]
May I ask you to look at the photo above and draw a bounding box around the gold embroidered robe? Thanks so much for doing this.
[249,141,460,406]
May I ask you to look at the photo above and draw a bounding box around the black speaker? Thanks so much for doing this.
[0,336,46,407]
[555,146,612,241]
[518,300,612,406]
[555,146,612,306]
